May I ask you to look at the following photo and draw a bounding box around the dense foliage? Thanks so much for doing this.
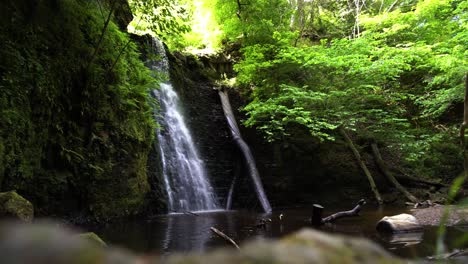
[1,0,466,219]
[0,0,156,218]
[204,0,467,179]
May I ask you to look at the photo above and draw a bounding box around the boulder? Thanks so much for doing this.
[0,223,403,264]
[376,213,422,233]
[0,191,34,222]
[0,222,136,264]
[166,228,402,264]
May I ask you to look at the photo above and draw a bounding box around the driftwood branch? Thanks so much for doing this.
[339,127,383,204]
[210,227,240,250]
[427,248,468,260]
[322,199,366,224]
[371,143,419,203]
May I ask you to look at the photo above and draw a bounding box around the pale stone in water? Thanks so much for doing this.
[376,213,422,233]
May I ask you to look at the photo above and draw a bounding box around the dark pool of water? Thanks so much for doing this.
[92,206,468,259]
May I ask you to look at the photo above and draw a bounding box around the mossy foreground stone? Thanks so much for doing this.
[0,223,402,264]
[166,228,402,264]
[0,191,34,222]
[0,222,136,264]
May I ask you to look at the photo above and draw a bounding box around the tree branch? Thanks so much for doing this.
[87,0,117,69]
[322,199,366,224]
[339,127,383,204]
[371,143,419,203]
[210,227,240,250]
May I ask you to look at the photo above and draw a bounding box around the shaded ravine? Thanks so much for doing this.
[218,89,272,213]
[149,38,220,212]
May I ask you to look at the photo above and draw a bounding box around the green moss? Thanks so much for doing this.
[0,0,157,219]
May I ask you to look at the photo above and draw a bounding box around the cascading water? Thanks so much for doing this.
[149,38,220,213]
[218,89,272,213]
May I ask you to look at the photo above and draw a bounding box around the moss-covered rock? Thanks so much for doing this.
[0,223,402,264]
[0,222,126,264]
[0,0,155,220]
[0,191,34,222]
[166,228,402,264]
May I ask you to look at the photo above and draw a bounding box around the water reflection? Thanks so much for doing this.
[162,213,216,253]
[378,232,424,248]
[94,207,467,259]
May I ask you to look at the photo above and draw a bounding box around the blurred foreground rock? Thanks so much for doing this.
[0,191,34,222]
[0,222,402,264]
[167,228,402,264]
[0,222,136,264]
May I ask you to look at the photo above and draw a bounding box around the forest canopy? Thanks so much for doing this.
[133,0,467,178]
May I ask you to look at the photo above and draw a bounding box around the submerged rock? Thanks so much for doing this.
[0,191,34,222]
[77,232,106,247]
[376,213,422,233]
[0,223,402,264]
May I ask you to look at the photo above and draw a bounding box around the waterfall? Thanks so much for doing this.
[149,38,220,213]
[218,89,272,213]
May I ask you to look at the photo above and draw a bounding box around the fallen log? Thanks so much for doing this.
[391,167,448,188]
[371,143,419,203]
[461,73,468,183]
[322,199,366,224]
[210,227,240,250]
[339,127,383,204]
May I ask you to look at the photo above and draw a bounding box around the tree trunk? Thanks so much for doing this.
[371,143,419,203]
[87,0,117,69]
[339,127,383,204]
[460,73,468,182]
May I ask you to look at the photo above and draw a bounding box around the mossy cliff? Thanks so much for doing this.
[0,0,155,219]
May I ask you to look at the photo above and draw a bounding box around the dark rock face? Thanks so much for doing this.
[168,53,237,207]
[0,0,153,220]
